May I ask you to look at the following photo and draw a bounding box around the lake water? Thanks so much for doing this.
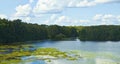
[22,39,120,64]
[33,39,120,53]
[0,39,120,64]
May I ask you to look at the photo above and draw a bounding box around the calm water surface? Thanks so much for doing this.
[33,39,120,53]
[23,39,120,64]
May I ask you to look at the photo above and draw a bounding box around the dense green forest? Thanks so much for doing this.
[0,18,77,44]
[0,18,120,44]
[78,26,120,41]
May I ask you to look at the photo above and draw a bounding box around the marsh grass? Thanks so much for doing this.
[0,45,120,64]
[0,45,81,64]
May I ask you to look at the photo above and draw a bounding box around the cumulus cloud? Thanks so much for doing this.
[32,0,120,14]
[15,4,31,17]
[44,14,120,26]
[0,14,7,19]
[5,0,120,18]
[93,14,120,25]
[55,16,90,25]
[8,0,120,25]
[12,0,120,18]
[11,4,32,22]
[45,15,90,26]
[33,0,64,14]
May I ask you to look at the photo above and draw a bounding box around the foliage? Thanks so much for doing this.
[0,18,120,43]
[0,19,77,44]
[78,25,120,41]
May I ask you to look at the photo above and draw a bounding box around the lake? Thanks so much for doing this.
[1,39,120,64]
[33,39,120,53]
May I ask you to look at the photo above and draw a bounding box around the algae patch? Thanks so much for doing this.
[0,45,81,64]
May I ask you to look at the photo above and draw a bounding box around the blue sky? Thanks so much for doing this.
[0,0,120,26]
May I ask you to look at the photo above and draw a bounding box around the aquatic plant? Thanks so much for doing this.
[0,45,120,64]
[0,46,82,64]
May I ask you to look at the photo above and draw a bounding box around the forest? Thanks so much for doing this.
[78,25,120,41]
[0,18,77,44]
[0,18,120,44]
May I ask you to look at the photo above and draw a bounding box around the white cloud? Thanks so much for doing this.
[117,16,120,22]
[15,4,31,17]
[11,4,32,23]
[55,16,90,25]
[67,0,120,7]
[93,14,103,21]
[93,14,120,25]
[29,0,34,3]
[33,0,64,14]
[0,14,7,19]
[45,14,120,26]
[53,16,75,25]
[102,14,115,21]
[33,0,120,14]
[12,0,120,17]
[24,17,31,22]
[79,19,90,23]
[95,0,111,3]
[7,0,120,25]
[45,14,58,24]
[32,0,120,14]
[68,0,96,7]
[45,15,71,25]
[56,16,69,23]
[45,15,90,26]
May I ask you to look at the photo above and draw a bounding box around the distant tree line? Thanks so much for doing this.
[78,25,120,41]
[0,18,120,44]
[0,18,77,44]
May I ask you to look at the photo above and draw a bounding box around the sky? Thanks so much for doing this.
[0,0,120,26]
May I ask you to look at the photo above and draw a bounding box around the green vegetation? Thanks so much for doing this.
[78,25,120,41]
[0,18,120,44]
[0,45,81,64]
[0,18,77,44]
[33,48,68,58]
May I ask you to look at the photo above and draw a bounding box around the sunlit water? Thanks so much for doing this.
[22,39,120,64]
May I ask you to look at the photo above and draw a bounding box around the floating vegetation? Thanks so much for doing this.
[0,45,120,64]
[0,45,82,64]
[33,48,68,58]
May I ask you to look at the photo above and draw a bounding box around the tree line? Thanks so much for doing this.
[78,25,120,41]
[0,18,120,44]
[0,18,77,44]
